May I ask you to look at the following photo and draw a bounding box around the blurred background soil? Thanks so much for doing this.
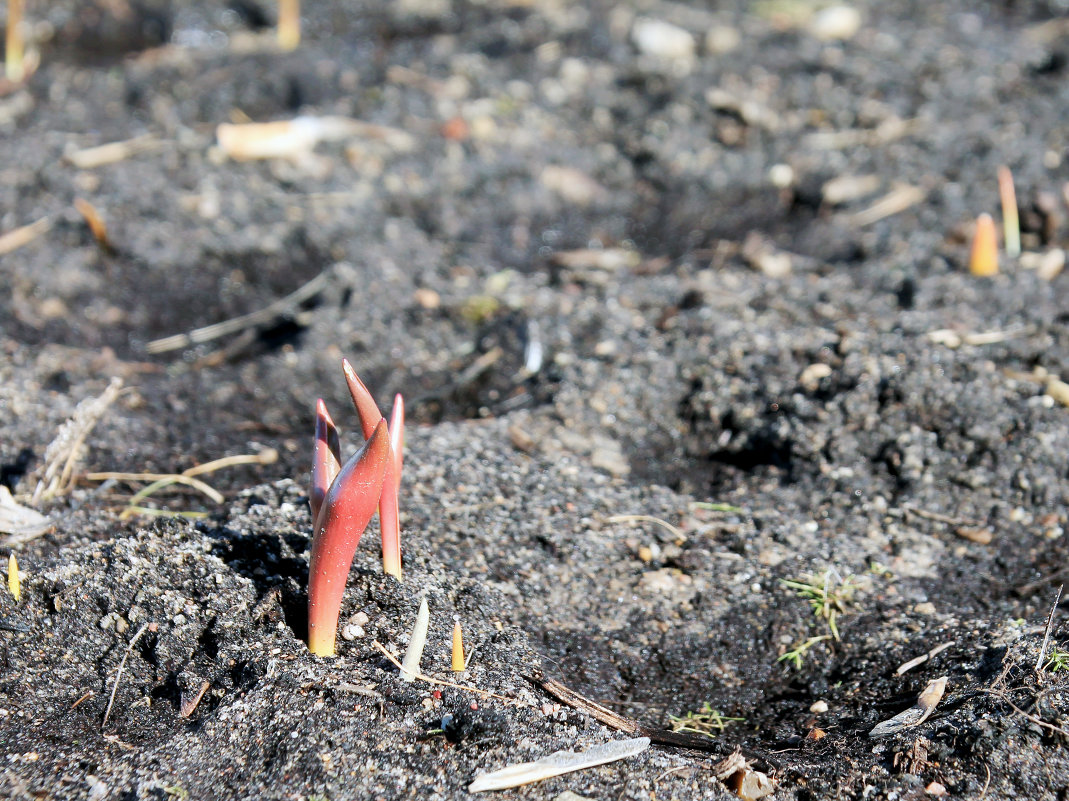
[2,1,1069,799]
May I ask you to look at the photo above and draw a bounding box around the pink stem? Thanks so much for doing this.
[310,399,340,523]
[379,394,405,578]
[341,358,382,439]
[307,419,391,656]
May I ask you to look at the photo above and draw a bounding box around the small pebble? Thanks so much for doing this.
[705,25,740,54]
[413,288,440,309]
[914,602,936,616]
[631,18,695,60]
[340,623,365,641]
[768,163,794,188]
[810,700,829,714]
[807,5,862,41]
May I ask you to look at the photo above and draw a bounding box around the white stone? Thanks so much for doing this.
[631,18,695,60]
[808,6,862,41]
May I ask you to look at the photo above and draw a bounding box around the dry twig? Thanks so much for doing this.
[146,268,334,354]
[372,640,524,704]
[1035,585,1063,673]
[102,622,153,730]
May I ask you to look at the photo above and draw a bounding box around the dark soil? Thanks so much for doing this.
[3,0,1069,798]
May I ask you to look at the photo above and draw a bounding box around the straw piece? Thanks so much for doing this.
[0,216,51,256]
[451,619,465,672]
[400,598,430,682]
[7,554,19,603]
[969,213,999,277]
[998,166,1021,258]
[469,737,651,793]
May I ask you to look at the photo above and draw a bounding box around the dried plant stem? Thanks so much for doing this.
[400,598,429,682]
[0,216,51,256]
[86,473,224,504]
[181,448,278,477]
[1035,585,1063,672]
[606,514,684,541]
[146,268,332,354]
[102,622,153,731]
[5,0,24,83]
[34,378,123,503]
[277,0,300,50]
[372,641,522,704]
[998,165,1021,258]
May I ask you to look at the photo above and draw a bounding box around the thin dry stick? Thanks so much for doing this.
[102,622,153,730]
[372,641,525,705]
[978,762,991,800]
[181,448,278,478]
[900,504,979,527]
[5,0,24,83]
[0,216,51,256]
[1035,585,1063,672]
[179,680,212,718]
[70,691,94,710]
[978,688,1069,739]
[146,268,334,353]
[848,184,925,227]
[528,669,729,752]
[896,641,956,676]
[606,515,684,541]
[65,135,161,169]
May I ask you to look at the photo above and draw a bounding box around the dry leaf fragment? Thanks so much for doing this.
[869,676,947,738]
[469,737,651,792]
[74,198,112,250]
[956,527,993,544]
[727,767,776,800]
[0,486,51,541]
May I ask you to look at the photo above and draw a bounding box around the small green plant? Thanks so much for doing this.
[691,501,743,513]
[778,634,833,670]
[1045,647,1069,673]
[781,569,857,640]
[668,702,745,737]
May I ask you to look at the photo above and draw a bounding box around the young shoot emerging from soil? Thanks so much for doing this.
[307,361,405,657]
[780,568,858,641]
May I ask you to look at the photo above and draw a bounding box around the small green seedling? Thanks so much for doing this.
[781,569,857,640]
[691,501,743,513]
[1045,647,1069,674]
[668,702,745,737]
[778,634,833,670]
